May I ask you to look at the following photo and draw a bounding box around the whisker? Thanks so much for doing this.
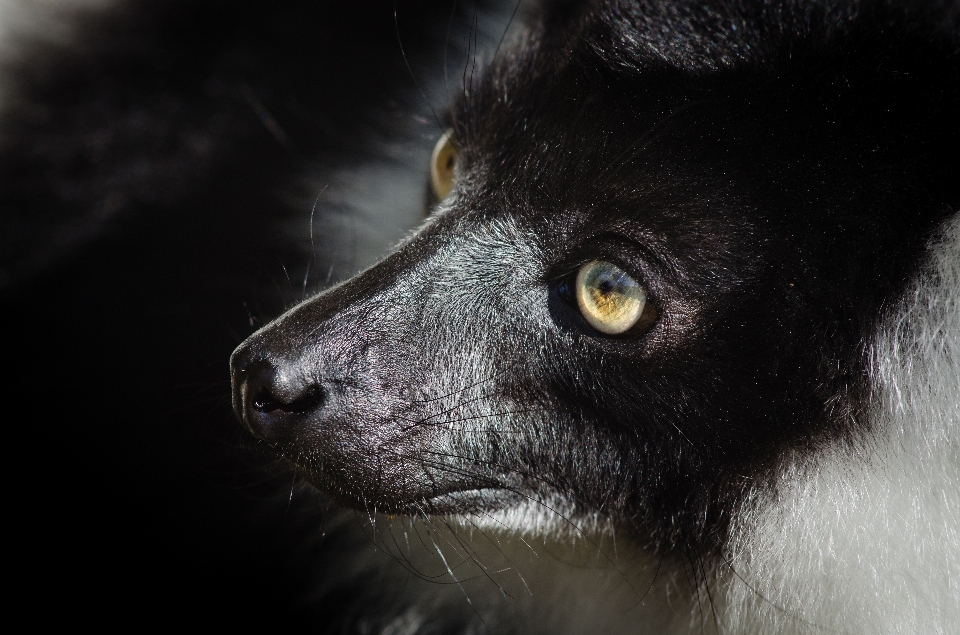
[393,0,443,131]
[430,533,486,627]
[461,513,534,596]
[410,359,524,405]
[359,515,468,584]
[396,451,648,603]
[442,0,460,104]
[439,518,515,599]
[399,406,557,432]
[493,0,524,63]
[633,552,665,608]
[597,99,715,182]
[693,543,721,632]
[285,461,298,518]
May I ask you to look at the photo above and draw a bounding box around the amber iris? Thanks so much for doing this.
[430,129,457,200]
[575,260,648,335]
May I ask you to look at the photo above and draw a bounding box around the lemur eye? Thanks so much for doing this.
[430,129,457,200]
[575,260,654,335]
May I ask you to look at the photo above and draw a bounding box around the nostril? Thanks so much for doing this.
[252,386,325,414]
[231,343,327,442]
[252,391,280,412]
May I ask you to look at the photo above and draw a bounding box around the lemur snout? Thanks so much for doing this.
[230,344,325,443]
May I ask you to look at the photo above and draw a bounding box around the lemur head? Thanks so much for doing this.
[230,0,957,551]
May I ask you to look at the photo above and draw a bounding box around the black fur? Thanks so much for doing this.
[233,0,958,555]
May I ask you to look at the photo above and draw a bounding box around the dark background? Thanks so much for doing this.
[1,0,504,626]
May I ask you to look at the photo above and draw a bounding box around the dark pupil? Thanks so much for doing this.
[598,279,614,294]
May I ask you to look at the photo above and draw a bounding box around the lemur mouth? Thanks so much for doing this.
[409,470,529,515]
[320,477,524,516]
[288,454,526,516]
[417,487,524,515]
[313,486,521,517]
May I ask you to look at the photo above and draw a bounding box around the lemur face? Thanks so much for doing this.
[231,1,956,550]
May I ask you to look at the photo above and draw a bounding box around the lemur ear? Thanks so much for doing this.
[430,129,457,201]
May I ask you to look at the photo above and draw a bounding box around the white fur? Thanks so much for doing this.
[352,510,695,634]
[722,214,960,634]
[357,214,960,635]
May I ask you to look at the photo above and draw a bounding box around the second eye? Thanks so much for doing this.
[430,129,457,200]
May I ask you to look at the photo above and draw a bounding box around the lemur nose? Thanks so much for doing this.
[230,344,325,443]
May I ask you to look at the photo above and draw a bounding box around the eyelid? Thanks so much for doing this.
[570,230,675,284]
